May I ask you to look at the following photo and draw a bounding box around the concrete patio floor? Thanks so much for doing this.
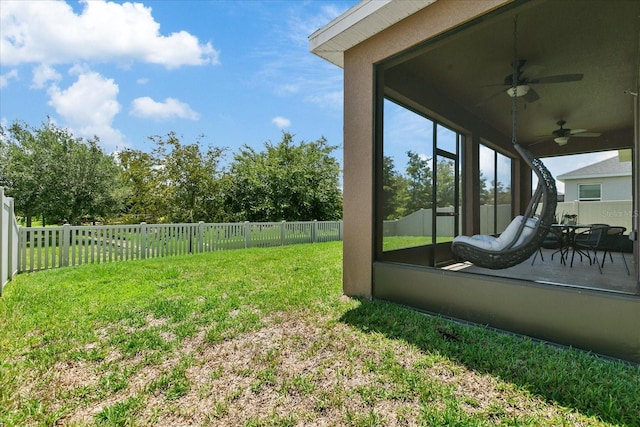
[444,248,639,295]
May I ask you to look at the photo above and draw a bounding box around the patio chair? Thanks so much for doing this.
[531,228,566,266]
[570,226,607,273]
[598,226,630,275]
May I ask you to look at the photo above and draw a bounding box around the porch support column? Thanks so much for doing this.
[465,136,481,235]
[516,154,531,216]
[342,52,374,298]
[633,72,639,289]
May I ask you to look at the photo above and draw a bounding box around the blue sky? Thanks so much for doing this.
[0,0,356,160]
[0,0,616,193]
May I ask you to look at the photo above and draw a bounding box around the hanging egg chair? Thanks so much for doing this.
[451,16,558,269]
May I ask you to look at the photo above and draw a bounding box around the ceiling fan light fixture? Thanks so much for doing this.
[506,84,530,97]
[554,136,570,145]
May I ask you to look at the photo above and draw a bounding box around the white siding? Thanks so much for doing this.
[562,176,631,201]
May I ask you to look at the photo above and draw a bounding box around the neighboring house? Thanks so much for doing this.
[310,0,639,362]
[558,155,632,202]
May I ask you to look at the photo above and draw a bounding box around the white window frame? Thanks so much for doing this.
[578,183,602,201]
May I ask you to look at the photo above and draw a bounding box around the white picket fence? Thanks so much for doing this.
[16,220,343,274]
[385,201,634,238]
[383,205,513,237]
[1,188,20,295]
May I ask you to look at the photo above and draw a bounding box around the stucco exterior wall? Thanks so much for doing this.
[342,0,511,297]
[335,0,640,362]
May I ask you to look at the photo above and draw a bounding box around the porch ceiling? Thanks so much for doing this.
[386,0,639,156]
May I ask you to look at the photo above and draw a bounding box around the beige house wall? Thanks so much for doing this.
[563,176,632,202]
[342,0,511,297]
[557,200,634,232]
[332,0,640,362]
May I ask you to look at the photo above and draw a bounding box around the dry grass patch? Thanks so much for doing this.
[2,243,637,426]
[32,311,604,426]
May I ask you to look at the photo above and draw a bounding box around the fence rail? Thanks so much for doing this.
[17,220,343,274]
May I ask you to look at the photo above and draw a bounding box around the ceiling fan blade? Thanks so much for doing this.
[520,64,544,78]
[569,129,588,134]
[481,82,510,88]
[475,89,505,107]
[572,132,602,137]
[522,88,540,103]
[527,137,551,147]
[528,73,584,84]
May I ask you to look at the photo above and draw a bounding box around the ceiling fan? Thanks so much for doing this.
[551,120,601,145]
[479,59,583,105]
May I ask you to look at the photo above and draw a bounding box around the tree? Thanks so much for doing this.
[0,119,124,225]
[496,180,512,205]
[118,148,163,223]
[479,172,491,205]
[226,132,342,221]
[435,158,456,208]
[479,174,511,206]
[0,121,43,226]
[382,155,409,220]
[404,150,433,214]
[150,132,227,223]
[63,138,124,224]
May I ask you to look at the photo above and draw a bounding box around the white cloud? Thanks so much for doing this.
[543,151,620,193]
[47,69,125,150]
[31,64,61,89]
[0,69,18,88]
[384,102,433,152]
[305,90,343,110]
[0,0,219,68]
[249,3,348,112]
[136,77,149,85]
[288,4,346,47]
[276,83,300,96]
[130,97,200,121]
[69,63,92,76]
[272,116,291,129]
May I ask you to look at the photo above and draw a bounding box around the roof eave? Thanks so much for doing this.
[309,0,437,68]
[557,172,632,182]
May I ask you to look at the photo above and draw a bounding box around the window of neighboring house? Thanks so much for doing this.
[578,183,601,201]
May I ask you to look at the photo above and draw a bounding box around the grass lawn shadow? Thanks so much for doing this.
[340,298,640,426]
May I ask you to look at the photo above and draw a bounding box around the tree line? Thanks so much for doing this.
[0,119,343,226]
[383,152,511,220]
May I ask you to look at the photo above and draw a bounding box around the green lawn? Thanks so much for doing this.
[1,241,638,426]
[18,223,341,272]
[383,235,454,251]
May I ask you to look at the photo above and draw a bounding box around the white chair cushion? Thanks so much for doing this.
[453,216,538,251]
[452,234,495,250]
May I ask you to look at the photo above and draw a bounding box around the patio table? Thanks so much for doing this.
[550,224,593,264]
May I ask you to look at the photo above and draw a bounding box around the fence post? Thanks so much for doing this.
[198,221,204,253]
[61,223,70,267]
[140,222,147,259]
[7,197,15,282]
[0,188,5,295]
[244,221,251,248]
[281,220,286,246]
[312,220,318,243]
